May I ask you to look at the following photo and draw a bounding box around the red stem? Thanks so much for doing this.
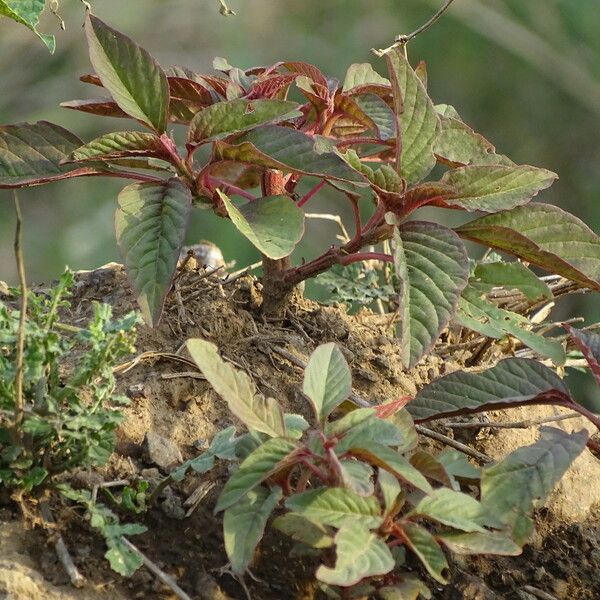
[101,170,165,184]
[297,180,326,208]
[208,177,257,201]
[339,252,393,266]
[300,457,329,483]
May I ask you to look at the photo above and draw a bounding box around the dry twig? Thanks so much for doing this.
[40,500,86,588]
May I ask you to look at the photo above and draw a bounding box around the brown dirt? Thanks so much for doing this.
[1,263,599,600]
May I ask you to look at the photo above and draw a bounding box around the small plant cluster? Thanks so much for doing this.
[172,337,599,597]
[0,270,138,491]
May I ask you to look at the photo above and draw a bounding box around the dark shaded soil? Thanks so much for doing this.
[1,263,599,600]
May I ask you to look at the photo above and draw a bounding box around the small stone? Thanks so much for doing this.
[160,494,186,520]
[372,355,392,371]
[143,432,183,472]
[533,567,547,583]
[356,368,379,382]
[140,468,162,486]
[127,383,147,399]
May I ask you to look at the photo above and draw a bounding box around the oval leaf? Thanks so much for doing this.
[473,261,552,302]
[67,131,165,163]
[224,486,282,574]
[272,512,334,549]
[218,191,305,259]
[441,165,557,212]
[285,488,383,529]
[385,47,439,184]
[0,121,98,188]
[348,444,432,494]
[85,15,169,132]
[456,203,600,291]
[187,338,287,437]
[303,343,352,422]
[481,427,588,544]
[392,221,470,368]
[438,531,521,556]
[409,488,490,533]
[0,0,54,52]
[188,98,301,144]
[215,125,368,184]
[216,438,298,512]
[316,523,394,587]
[456,285,566,366]
[115,178,192,325]
[401,522,448,584]
[407,358,570,423]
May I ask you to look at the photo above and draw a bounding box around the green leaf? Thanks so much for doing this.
[473,262,552,302]
[105,541,144,577]
[0,121,101,188]
[67,132,165,163]
[379,578,432,600]
[85,15,169,132]
[216,438,298,512]
[343,63,390,92]
[456,284,566,366]
[354,94,396,141]
[441,165,557,212]
[215,125,367,184]
[171,426,238,481]
[378,468,402,517]
[316,523,394,587]
[433,114,496,166]
[438,531,521,556]
[481,427,588,544]
[340,460,374,497]
[456,203,600,291]
[218,191,305,259]
[186,338,287,437]
[349,444,432,494]
[409,488,491,533]
[334,415,405,455]
[565,325,600,386]
[224,486,282,573]
[188,98,301,144]
[115,179,192,325]
[284,413,310,440]
[392,221,469,368]
[385,47,439,184]
[285,488,383,529]
[325,408,375,437]
[408,358,570,422]
[272,512,334,549]
[437,450,480,481]
[401,522,448,584]
[303,343,352,422]
[0,0,54,52]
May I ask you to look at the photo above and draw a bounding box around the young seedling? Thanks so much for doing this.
[171,338,594,597]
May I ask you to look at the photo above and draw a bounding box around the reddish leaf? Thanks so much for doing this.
[374,397,411,419]
[283,61,329,88]
[0,121,100,188]
[60,98,130,119]
[456,203,600,291]
[565,325,600,386]
[246,74,297,100]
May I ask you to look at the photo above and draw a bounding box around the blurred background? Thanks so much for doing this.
[1,0,599,398]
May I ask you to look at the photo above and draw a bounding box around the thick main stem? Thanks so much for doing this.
[261,169,294,314]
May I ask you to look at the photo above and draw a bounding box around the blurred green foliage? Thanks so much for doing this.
[1,0,599,397]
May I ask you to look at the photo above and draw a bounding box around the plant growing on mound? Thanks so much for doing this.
[1,11,598,363]
[176,338,597,597]
[0,270,139,491]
